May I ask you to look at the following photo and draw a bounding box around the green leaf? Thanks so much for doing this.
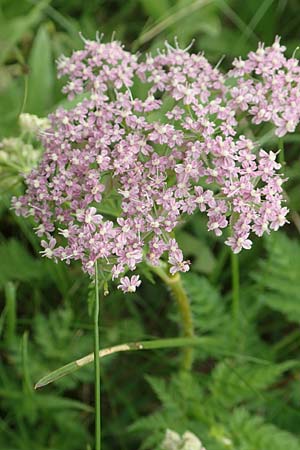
[26,25,54,115]
[253,233,300,322]
[182,273,227,334]
[34,336,219,388]
[210,360,297,408]
[0,239,44,286]
[0,2,48,64]
[146,376,178,411]
[0,77,23,137]
[228,408,300,450]
[35,394,93,413]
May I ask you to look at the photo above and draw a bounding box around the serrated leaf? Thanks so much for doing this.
[146,376,178,411]
[253,233,300,322]
[210,360,297,408]
[228,408,300,450]
[182,272,227,333]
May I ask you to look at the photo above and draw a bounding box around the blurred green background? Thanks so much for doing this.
[1,1,300,449]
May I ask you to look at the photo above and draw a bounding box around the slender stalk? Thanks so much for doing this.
[149,264,195,370]
[22,331,34,395]
[231,252,240,327]
[4,282,17,348]
[94,261,101,450]
[279,138,285,168]
[209,245,228,285]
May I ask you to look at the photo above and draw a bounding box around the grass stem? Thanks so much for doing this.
[4,282,17,347]
[94,261,101,450]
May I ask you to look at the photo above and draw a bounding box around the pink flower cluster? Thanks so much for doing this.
[13,37,295,291]
[229,37,300,137]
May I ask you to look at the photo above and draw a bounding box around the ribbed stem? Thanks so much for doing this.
[150,264,195,370]
[94,261,101,450]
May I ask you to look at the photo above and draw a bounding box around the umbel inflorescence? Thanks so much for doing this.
[13,36,298,292]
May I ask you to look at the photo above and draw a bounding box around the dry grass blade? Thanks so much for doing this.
[135,0,213,47]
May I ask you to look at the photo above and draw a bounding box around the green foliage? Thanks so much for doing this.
[183,273,228,334]
[132,357,300,449]
[0,312,93,450]
[210,359,297,408]
[0,1,47,64]
[126,227,300,449]
[0,238,44,286]
[139,0,171,20]
[228,408,300,450]
[253,232,300,322]
[177,231,216,275]
[26,25,54,115]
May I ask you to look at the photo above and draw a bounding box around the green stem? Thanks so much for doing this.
[279,138,285,167]
[150,264,195,371]
[209,245,229,285]
[22,331,34,395]
[94,261,101,450]
[231,252,240,326]
[4,282,17,348]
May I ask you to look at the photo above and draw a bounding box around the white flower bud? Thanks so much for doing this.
[182,431,206,450]
[161,429,181,450]
[19,113,50,134]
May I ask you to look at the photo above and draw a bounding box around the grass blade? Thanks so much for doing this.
[34,336,270,389]
[134,0,213,47]
[35,337,212,389]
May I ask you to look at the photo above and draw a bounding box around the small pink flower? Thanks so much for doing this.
[40,237,56,258]
[168,249,190,275]
[225,235,252,253]
[118,275,141,293]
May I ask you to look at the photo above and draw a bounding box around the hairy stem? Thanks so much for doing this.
[150,264,195,370]
[94,261,101,450]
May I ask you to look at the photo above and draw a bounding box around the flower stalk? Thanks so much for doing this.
[279,138,285,167]
[94,261,101,450]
